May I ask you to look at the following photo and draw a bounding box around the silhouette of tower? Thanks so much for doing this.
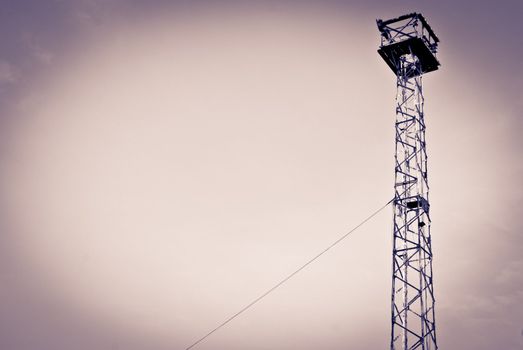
[377,13,440,350]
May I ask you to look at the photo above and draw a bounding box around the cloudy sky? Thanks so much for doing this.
[0,0,522,349]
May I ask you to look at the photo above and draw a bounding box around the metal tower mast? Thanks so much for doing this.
[376,13,440,350]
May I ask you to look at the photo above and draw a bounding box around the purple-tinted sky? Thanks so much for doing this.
[0,1,522,349]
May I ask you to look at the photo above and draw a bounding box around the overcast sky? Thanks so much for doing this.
[0,1,522,349]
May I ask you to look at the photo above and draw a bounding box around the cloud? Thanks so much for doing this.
[32,46,55,65]
[0,61,17,84]
[19,32,55,66]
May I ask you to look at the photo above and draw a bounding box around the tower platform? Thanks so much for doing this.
[377,13,440,75]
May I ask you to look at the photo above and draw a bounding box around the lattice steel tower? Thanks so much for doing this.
[376,13,440,350]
